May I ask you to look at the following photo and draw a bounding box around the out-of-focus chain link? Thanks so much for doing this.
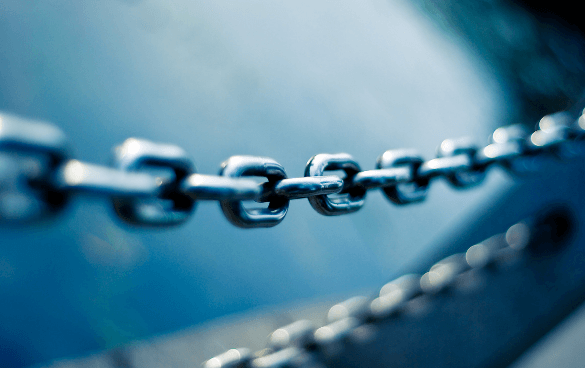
[0,110,583,226]
[202,208,568,368]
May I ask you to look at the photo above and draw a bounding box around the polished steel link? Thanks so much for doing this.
[181,173,261,201]
[417,154,472,181]
[476,141,524,167]
[2,107,585,226]
[219,155,289,228]
[258,176,343,202]
[54,160,161,197]
[376,149,429,205]
[487,124,541,175]
[436,137,486,188]
[352,167,411,190]
[304,153,366,216]
[112,138,196,226]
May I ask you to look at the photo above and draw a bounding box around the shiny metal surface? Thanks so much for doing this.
[352,167,411,190]
[314,317,360,345]
[326,296,369,323]
[476,141,524,167]
[54,160,161,197]
[1,108,585,227]
[436,138,486,188]
[418,154,472,181]
[219,155,289,228]
[257,176,343,202]
[250,347,317,368]
[304,153,366,216]
[181,173,261,201]
[202,348,251,368]
[487,124,540,175]
[4,1,585,366]
[112,138,196,226]
[376,149,428,205]
[268,320,315,351]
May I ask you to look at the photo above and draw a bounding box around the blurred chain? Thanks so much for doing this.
[201,208,572,368]
[0,109,584,226]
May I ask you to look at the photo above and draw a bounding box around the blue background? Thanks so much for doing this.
[0,1,514,366]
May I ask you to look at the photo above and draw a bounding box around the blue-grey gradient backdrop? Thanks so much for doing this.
[0,1,513,366]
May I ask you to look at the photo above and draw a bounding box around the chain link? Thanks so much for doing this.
[0,109,584,226]
[1,109,582,367]
[201,208,570,368]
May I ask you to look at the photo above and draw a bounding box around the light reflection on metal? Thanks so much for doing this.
[56,159,161,196]
[112,138,195,226]
[436,137,486,188]
[420,254,469,293]
[506,222,531,250]
[250,347,316,368]
[465,234,508,268]
[259,175,343,201]
[379,274,421,297]
[314,317,359,347]
[476,141,524,165]
[268,320,315,351]
[304,153,366,216]
[370,289,405,320]
[418,154,472,181]
[181,173,261,201]
[219,155,289,228]
[327,296,368,323]
[376,149,428,205]
[353,167,411,190]
[1,107,585,226]
[203,348,251,368]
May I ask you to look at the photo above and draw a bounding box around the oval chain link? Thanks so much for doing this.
[202,209,569,368]
[1,108,584,226]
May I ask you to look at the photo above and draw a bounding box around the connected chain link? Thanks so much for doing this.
[0,109,581,367]
[0,109,583,227]
[201,210,565,368]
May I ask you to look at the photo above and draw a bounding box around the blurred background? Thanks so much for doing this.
[1,0,585,367]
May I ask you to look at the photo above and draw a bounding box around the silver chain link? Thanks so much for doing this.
[0,109,583,227]
[0,109,582,367]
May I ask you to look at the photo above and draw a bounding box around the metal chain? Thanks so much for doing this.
[0,110,582,367]
[0,110,583,227]
[202,209,566,368]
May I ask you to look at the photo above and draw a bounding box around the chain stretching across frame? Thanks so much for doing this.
[0,109,583,227]
[0,108,583,367]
